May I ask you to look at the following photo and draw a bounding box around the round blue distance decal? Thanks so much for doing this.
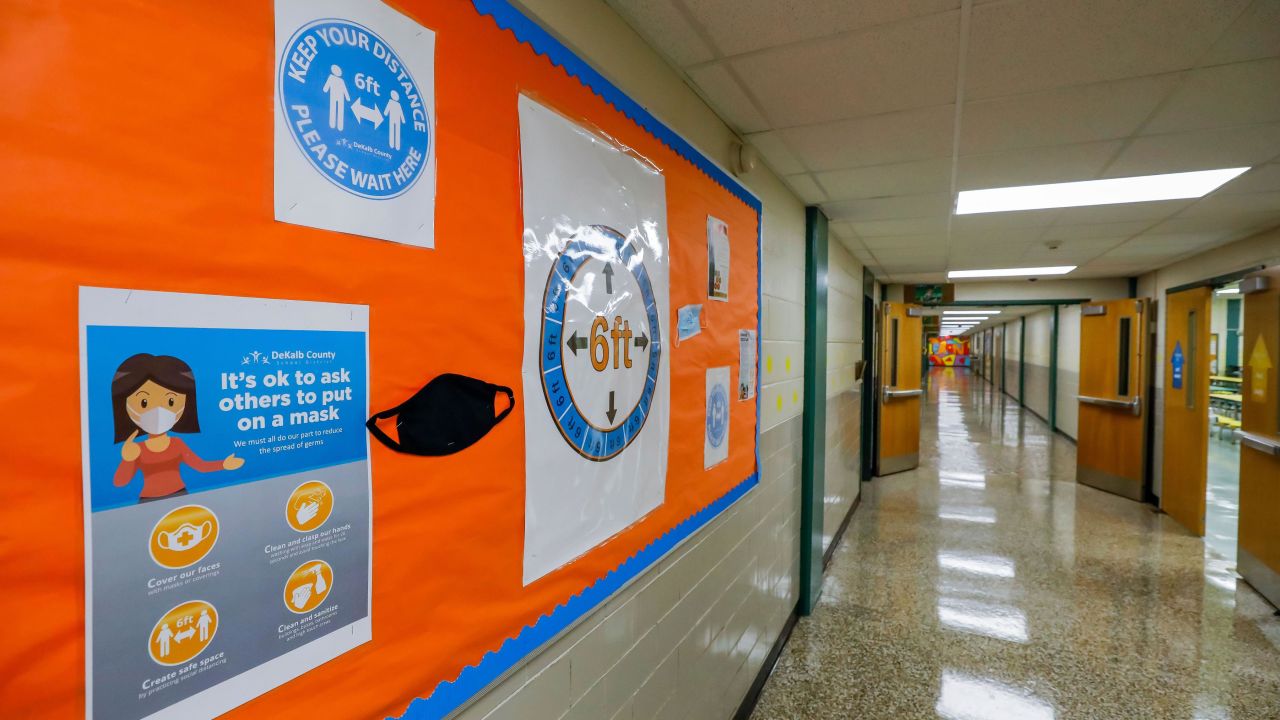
[706,381,728,449]
[279,19,431,200]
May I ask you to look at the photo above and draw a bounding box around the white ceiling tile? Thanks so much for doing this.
[951,209,1062,233]
[1041,221,1153,240]
[745,131,807,174]
[1142,59,1280,135]
[966,0,1249,99]
[1052,199,1193,224]
[680,0,960,57]
[850,217,951,237]
[860,234,949,250]
[960,74,1181,155]
[1103,123,1280,176]
[815,159,953,200]
[1099,233,1222,259]
[730,11,960,127]
[606,0,717,66]
[786,173,828,203]
[1200,0,1280,65]
[1176,190,1280,217]
[686,63,771,133]
[956,140,1123,190]
[1219,164,1280,194]
[823,193,952,221]
[1020,238,1127,264]
[1145,213,1277,234]
[782,105,955,171]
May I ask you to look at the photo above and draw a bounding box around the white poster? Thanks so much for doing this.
[518,95,670,584]
[705,367,730,469]
[707,216,729,301]
[274,0,437,247]
[738,329,757,400]
[79,288,372,720]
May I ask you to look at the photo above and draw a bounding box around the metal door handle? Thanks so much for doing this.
[1078,394,1142,416]
[1240,431,1280,456]
[884,388,923,402]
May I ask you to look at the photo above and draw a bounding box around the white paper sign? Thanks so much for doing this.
[705,367,730,469]
[738,329,757,400]
[275,0,437,247]
[518,96,670,584]
[707,216,729,301]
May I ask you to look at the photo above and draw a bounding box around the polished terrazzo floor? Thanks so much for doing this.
[1204,438,1241,563]
[752,368,1280,720]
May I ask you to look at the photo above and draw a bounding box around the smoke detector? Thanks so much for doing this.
[1045,240,1063,251]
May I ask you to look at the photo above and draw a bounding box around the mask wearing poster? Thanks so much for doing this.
[705,367,730,469]
[79,288,372,720]
[274,0,437,248]
[518,95,670,585]
[707,216,729,302]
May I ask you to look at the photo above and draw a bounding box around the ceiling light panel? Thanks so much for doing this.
[955,168,1249,215]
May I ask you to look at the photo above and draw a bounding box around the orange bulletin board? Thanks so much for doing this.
[0,1,762,719]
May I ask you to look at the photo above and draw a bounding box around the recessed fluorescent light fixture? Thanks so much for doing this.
[955,167,1249,215]
[949,266,1076,279]
[1215,288,1240,295]
[943,310,1000,315]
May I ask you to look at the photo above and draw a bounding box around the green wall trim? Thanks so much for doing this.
[944,299,1087,307]
[799,206,828,616]
[1049,305,1059,431]
[1018,316,1026,406]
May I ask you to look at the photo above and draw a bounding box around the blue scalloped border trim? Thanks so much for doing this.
[472,0,763,218]
[392,2,766,717]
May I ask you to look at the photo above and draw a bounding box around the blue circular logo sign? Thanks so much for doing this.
[706,382,728,448]
[540,226,662,462]
[279,19,431,200]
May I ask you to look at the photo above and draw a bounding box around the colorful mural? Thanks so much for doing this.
[929,336,972,367]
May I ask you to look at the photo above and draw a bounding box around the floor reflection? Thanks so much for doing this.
[752,368,1280,720]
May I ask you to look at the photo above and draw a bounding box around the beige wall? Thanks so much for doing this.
[1137,228,1280,498]
[1023,310,1053,420]
[824,241,863,552]
[457,2,846,719]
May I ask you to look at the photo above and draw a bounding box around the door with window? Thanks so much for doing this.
[1077,298,1151,501]
[1160,287,1212,534]
[877,302,922,475]
[1238,267,1280,608]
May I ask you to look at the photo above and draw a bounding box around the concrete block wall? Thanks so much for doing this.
[1055,305,1082,440]
[1003,319,1021,399]
[823,241,863,553]
[1022,310,1053,421]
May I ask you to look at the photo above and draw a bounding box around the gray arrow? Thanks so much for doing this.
[603,264,615,294]
[634,331,649,351]
[566,330,588,355]
[605,390,617,423]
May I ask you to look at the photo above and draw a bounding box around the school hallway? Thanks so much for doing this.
[752,367,1280,720]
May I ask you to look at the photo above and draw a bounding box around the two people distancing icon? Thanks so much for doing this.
[322,64,405,149]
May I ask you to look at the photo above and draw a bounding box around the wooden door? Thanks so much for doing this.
[1238,266,1280,608]
[1077,298,1151,501]
[877,302,922,475]
[1160,287,1212,534]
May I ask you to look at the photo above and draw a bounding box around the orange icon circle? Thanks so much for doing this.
[283,560,334,614]
[286,481,333,533]
[149,600,218,666]
[149,505,219,569]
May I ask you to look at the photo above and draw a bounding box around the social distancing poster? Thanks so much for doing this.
[0,1,760,719]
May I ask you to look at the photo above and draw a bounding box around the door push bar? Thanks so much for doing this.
[884,387,924,403]
[1077,394,1142,416]
[1240,431,1280,457]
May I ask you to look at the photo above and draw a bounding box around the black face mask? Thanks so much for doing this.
[366,374,515,456]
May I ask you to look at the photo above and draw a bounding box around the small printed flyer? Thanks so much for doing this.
[79,288,372,720]
[738,329,757,401]
[707,216,730,302]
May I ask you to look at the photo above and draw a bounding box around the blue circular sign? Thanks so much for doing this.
[279,19,431,200]
[706,382,728,449]
[540,226,662,462]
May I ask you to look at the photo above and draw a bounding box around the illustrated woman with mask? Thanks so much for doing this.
[112,353,244,502]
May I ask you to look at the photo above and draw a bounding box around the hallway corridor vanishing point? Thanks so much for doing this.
[753,368,1280,720]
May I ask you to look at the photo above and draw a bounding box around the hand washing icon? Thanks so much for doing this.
[287,481,334,532]
[284,560,333,614]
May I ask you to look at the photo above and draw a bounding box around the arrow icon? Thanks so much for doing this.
[605,390,617,424]
[634,331,649,351]
[566,330,588,355]
[602,264,615,295]
[1248,334,1272,402]
[351,97,384,128]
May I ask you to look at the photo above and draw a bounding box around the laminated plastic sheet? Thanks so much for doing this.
[0,1,761,718]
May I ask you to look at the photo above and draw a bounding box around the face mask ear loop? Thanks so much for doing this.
[494,386,516,424]
[365,405,406,452]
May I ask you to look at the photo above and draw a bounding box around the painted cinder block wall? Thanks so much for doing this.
[452,1,869,718]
